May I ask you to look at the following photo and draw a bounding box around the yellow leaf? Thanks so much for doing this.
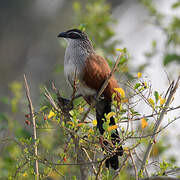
[23,172,28,177]
[123,147,129,151]
[106,112,116,120]
[114,88,125,98]
[88,128,94,134]
[137,72,142,78]
[92,119,97,126]
[67,121,74,126]
[159,96,165,105]
[148,98,155,107]
[141,118,148,129]
[79,106,84,113]
[123,147,129,154]
[121,98,129,103]
[48,110,55,119]
[144,81,147,88]
[151,144,158,157]
[108,125,118,131]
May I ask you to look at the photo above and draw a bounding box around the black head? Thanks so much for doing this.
[57,29,85,40]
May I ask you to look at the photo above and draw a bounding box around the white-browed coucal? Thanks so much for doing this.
[57,29,123,170]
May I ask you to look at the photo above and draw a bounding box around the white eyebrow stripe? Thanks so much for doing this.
[67,31,81,36]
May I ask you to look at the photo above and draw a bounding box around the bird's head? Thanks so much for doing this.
[57,28,94,52]
[57,29,87,40]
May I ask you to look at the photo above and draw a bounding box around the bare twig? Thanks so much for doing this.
[95,157,106,180]
[51,83,72,119]
[13,160,28,178]
[97,54,123,99]
[42,84,72,121]
[120,105,180,123]
[127,115,180,139]
[43,86,60,112]
[130,151,138,180]
[39,158,103,166]
[24,74,39,179]
[140,76,180,173]
[140,177,180,180]
[74,137,89,180]
[161,167,180,176]
[82,148,97,175]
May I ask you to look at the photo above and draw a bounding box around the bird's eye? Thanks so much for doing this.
[69,32,81,39]
[71,33,76,38]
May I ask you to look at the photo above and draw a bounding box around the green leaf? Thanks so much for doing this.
[0,97,10,105]
[79,23,87,32]
[0,113,9,122]
[107,58,113,68]
[72,176,77,180]
[119,56,127,65]
[54,65,64,73]
[152,40,157,48]
[154,91,159,103]
[73,1,81,12]
[130,109,140,116]
[163,54,180,66]
[103,122,109,131]
[172,1,180,8]
[134,83,141,89]
[40,106,49,112]
[116,47,127,53]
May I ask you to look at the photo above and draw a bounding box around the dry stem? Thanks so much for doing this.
[82,147,97,175]
[140,76,180,173]
[24,74,39,179]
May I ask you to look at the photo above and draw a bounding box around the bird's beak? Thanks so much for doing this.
[57,32,67,38]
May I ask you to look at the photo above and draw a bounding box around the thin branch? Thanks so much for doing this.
[112,154,129,180]
[24,74,39,179]
[82,148,97,175]
[41,161,66,180]
[130,151,138,180]
[97,54,123,99]
[140,76,180,173]
[13,160,28,178]
[120,105,180,123]
[51,83,72,119]
[127,115,180,139]
[161,168,180,176]
[42,86,60,112]
[140,177,180,180]
[39,158,103,166]
[95,157,106,180]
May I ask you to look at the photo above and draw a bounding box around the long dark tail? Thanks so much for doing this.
[96,98,123,170]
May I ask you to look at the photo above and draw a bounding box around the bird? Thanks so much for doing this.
[57,28,123,170]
